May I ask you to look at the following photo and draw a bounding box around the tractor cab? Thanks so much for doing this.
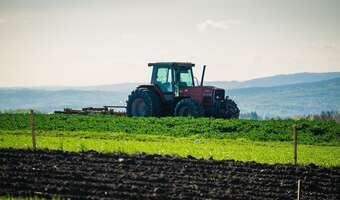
[149,62,195,96]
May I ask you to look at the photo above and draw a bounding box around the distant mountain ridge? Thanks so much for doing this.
[207,72,340,90]
[229,77,340,117]
[70,71,340,91]
[0,72,340,117]
[2,72,340,91]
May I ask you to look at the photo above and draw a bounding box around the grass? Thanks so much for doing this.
[0,130,339,167]
[0,114,339,167]
[0,114,339,145]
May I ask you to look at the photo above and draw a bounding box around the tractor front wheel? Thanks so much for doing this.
[174,98,204,117]
[127,88,161,117]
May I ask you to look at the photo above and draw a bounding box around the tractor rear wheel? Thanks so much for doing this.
[174,98,204,117]
[224,98,240,119]
[127,88,161,117]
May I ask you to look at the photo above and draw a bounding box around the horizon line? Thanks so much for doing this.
[1,71,340,89]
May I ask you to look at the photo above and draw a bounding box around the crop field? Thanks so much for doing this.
[1,149,339,199]
[0,113,339,145]
[1,130,339,167]
[0,113,339,199]
[0,114,339,167]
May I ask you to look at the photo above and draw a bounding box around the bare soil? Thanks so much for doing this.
[0,149,339,199]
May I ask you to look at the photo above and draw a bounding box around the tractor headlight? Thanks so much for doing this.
[214,90,225,100]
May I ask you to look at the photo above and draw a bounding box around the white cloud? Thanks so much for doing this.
[197,19,241,31]
[0,18,8,24]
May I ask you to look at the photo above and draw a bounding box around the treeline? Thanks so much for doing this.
[239,112,262,120]
[0,109,42,114]
[240,111,340,123]
[307,111,340,123]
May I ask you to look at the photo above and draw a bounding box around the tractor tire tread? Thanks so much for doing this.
[174,98,204,118]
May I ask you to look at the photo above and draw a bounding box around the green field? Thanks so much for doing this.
[0,114,339,167]
[1,114,339,144]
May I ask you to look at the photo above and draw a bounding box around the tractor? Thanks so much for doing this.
[127,62,239,118]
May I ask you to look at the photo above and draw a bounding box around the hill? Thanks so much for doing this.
[208,72,340,89]
[0,89,127,113]
[229,77,340,117]
[5,72,340,91]
[0,72,339,117]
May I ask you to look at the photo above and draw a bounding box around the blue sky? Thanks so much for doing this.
[0,0,339,86]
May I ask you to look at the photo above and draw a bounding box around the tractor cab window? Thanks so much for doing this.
[176,68,194,88]
[155,67,173,93]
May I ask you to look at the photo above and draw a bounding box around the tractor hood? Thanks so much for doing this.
[180,86,224,95]
[179,86,225,102]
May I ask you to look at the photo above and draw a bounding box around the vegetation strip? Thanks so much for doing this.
[0,131,339,167]
[0,114,339,145]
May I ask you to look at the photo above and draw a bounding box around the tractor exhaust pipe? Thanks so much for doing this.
[200,65,206,86]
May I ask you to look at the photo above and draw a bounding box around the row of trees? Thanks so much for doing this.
[308,111,340,123]
[240,111,340,123]
[239,112,262,120]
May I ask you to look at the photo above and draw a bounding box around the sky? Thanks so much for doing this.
[0,0,339,87]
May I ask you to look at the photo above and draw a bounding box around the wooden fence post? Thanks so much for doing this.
[297,179,301,200]
[292,125,297,165]
[30,109,36,150]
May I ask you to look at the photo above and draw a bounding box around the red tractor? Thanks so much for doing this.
[127,62,239,118]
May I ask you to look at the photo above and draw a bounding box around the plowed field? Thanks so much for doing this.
[0,149,339,200]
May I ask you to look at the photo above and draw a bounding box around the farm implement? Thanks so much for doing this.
[54,106,126,115]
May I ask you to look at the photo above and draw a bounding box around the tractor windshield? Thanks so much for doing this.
[155,67,173,92]
[176,68,194,87]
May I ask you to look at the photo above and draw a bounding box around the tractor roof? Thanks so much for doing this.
[148,62,195,68]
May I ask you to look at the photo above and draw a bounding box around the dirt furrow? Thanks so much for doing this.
[0,148,339,200]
